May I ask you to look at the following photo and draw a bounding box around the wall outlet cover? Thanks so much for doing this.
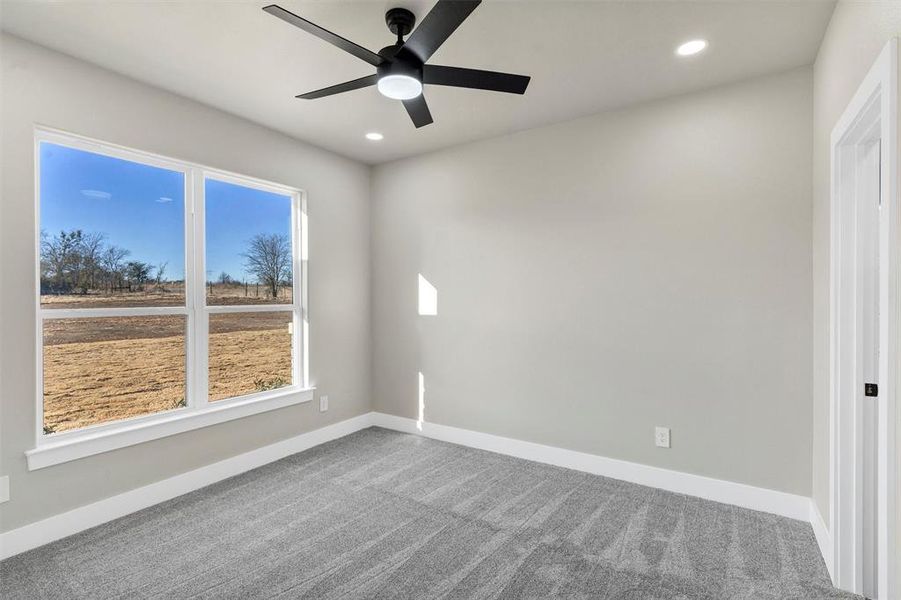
[655,427,671,448]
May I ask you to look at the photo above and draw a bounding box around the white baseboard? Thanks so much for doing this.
[0,412,375,560]
[809,500,835,582]
[371,412,811,522]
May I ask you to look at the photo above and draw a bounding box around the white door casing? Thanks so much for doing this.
[829,38,898,600]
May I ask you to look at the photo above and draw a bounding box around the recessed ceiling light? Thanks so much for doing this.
[676,39,708,57]
[365,132,384,141]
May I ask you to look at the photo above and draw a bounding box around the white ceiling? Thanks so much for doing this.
[1,0,835,164]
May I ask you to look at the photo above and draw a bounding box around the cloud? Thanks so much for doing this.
[81,189,111,199]
[156,197,174,203]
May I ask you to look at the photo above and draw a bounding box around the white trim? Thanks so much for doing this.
[34,133,45,446]
[829,38,898,599]
[33,125,302,194]
[204,304,295,314]
[290,190,302,390]
[25,388,315,470]
[300,196,310,386]
[188,166,202,410]
[811,499,835,581]
[200,166,299,200]
[371,413,811,521]
[1,412,373,560]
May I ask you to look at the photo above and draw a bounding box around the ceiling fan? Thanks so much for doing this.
[262,1,531,128]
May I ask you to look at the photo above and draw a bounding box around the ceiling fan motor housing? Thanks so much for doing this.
[379,8,423,86]
[377,51,422,81]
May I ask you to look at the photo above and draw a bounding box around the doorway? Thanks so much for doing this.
[829,38,898,600]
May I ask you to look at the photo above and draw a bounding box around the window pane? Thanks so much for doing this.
[205,178,293,305]
[209,312,293,401]
[39,142,186,308]
[42,315,187,434]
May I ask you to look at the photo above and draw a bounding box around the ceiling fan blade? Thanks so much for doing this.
[403,95,433,128]
[263,4,385,67]
[296,74,378,99]
[423,65,530,94]
[401,0,481,63]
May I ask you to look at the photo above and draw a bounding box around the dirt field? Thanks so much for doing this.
[43,312,292,344]
[209,313,292,402]
[42,313,293,433]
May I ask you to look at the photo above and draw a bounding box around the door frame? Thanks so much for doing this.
[829,38,899,599]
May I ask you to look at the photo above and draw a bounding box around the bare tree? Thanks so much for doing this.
[39,228,174,297]
[100,245,130,290]
[153,261,168,288]
[78,231,106,292]
[217,271,233,285]
[41,229,85,293]
[242,233,291,299]
[39,230,52,289]
[126,261,151,291]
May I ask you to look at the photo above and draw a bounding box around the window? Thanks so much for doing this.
[203,177,300,401]
[34,129,309,462]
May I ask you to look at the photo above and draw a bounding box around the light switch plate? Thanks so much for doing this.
[319,395,328,412]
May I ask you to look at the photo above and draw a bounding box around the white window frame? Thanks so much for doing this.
[28,127,312,470]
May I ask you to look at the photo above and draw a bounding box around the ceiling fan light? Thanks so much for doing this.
[377,74,423,100]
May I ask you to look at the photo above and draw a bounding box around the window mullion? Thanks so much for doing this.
[292,192,304,389]
[189,168,209,409]
[39,306,188,319]
[299,192,309,388]
[205,304,295,314]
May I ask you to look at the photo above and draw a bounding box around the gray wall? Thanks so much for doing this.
[810,0,901,547]
[372,68,814,496]
[0,35,372,531]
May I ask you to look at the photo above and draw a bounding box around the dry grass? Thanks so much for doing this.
[208,328,292,402]
[41,287,187,309]
[40,283,293,309]
[43,334,186,433]
[43,316,293,433]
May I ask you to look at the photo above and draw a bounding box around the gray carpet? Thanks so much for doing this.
[1,427,860,599]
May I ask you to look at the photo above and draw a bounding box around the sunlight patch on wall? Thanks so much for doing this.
[418,274,437,316]
[417,371,425,431]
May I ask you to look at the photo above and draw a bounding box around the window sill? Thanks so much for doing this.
[25,387,315,470]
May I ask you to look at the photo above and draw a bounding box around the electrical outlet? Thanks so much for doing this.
[319,395,328,413]
[655,427,671,448]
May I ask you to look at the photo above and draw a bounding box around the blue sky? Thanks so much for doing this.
[205,179,292,281]
[40,142,292,281]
